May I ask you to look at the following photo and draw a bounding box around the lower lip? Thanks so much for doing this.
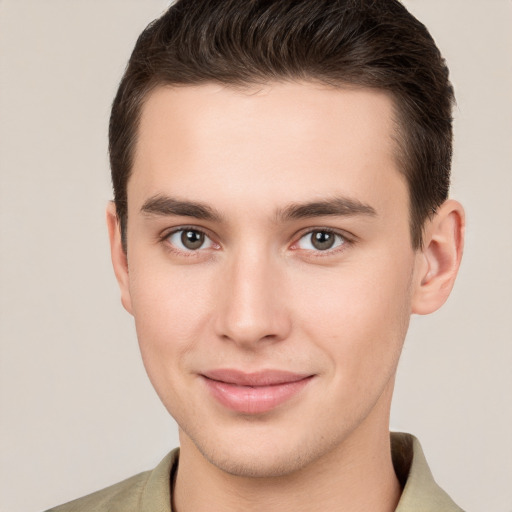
[202,376,313,414]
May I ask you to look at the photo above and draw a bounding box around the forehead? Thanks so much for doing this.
[130,82,405,217]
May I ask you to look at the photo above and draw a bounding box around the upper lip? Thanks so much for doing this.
[202,369,312,387]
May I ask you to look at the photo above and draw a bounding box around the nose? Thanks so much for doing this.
[214,249,292,348]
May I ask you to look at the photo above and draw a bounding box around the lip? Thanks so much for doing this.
[201,369,314,414]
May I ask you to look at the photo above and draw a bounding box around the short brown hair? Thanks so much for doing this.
[109,0,454,249]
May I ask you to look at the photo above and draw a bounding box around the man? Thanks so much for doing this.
[48,0,465,510]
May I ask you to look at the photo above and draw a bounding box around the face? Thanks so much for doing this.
[114,82,425,477]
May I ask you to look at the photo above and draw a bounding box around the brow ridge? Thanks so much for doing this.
[277,197,377,221]
[140,194,376,223]
[140,195,223,222]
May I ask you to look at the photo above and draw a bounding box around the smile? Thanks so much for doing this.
[201,369,314,414]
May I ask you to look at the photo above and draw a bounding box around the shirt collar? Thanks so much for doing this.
[392,432,463,511]
[140,433,463,511]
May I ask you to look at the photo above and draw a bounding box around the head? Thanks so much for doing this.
[110,0,455,251]
[107,0,464,479]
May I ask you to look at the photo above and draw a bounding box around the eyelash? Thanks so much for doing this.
[160,226,353,257]
[290,228,351,257]
[161,226,219,258]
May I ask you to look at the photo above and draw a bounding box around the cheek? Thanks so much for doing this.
[294,253,414,381]
[127,258,216,378]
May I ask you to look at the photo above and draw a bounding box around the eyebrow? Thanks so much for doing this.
[140,195,223,222]
[277,197,377,221]
[140,194,377,223]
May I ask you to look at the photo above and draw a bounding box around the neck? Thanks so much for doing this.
[173,390,400,512]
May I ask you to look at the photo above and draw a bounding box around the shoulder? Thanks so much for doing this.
[45,471,151,512]
[44,449,178,512]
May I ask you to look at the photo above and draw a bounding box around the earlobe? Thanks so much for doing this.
[411,199,465,315]
[106,202,133,315]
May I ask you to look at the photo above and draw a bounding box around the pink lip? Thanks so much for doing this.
[201,369,313,414]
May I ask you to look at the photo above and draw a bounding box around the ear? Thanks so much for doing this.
[106,202,133,315]
[411,199,465,315]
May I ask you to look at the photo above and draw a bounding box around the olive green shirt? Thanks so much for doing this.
[46,433,463,512]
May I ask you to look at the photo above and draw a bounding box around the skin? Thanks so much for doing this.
[107,82,464,512]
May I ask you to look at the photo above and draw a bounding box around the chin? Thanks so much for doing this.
[182,419,346,479]
[201,443,312,478]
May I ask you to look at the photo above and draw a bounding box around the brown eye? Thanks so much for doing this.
[181,230,205,250]
[167,229,214,251]
[296,230,345,251]
[311,231,335,250]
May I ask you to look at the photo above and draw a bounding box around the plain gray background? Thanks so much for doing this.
[0,1,511,511]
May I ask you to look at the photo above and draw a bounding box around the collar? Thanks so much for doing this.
[139,432,463,511]
[392,432,463,511]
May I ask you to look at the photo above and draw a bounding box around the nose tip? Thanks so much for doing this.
[219,313,282,346]
[214,257,291,348]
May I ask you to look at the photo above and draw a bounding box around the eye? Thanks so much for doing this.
[166,228,215,252]
[295,230,346,251]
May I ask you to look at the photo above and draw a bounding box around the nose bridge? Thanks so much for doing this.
[215,244,290,346]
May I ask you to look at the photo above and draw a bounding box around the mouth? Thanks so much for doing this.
[200,369,314,414]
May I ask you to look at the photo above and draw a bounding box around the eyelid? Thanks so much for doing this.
[294,225,356,242]
[160,225,221,254]
[290,227,355,254]
[158,224,355,256]
[160,224,214,240]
